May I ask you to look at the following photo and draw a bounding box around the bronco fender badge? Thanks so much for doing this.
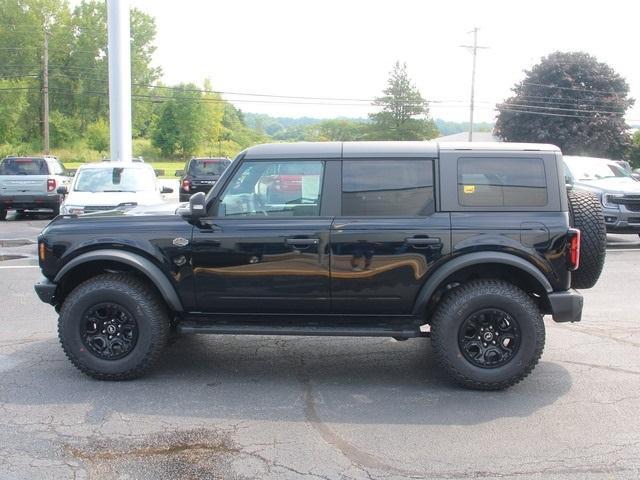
[173,237,189,247]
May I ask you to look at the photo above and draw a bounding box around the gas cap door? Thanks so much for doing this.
[520,222,550,248]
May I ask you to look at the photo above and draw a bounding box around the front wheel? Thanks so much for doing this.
[58,273,170,380]
[431,279,545,390]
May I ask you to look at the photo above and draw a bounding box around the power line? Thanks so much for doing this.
[521,81,624,96]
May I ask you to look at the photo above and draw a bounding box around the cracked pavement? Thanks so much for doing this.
[0,216,639,479]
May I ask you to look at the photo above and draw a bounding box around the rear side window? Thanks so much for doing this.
[342,159,435,216]
[457,157,547,207]
[0,158,49,175]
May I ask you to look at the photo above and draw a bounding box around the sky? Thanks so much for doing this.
[125,0,640,124]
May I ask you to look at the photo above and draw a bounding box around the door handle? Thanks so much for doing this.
[285,238,320,248]
[405,237,441,247]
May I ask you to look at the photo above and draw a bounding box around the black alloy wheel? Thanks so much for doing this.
[81,302,138,360]
[458,308,521,368]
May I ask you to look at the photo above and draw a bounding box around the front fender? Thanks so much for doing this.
[54,249,184,311]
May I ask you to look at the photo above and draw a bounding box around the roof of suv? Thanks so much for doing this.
[242,141,560,159]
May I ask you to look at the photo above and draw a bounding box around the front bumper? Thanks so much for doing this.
[34,278,57,305]
[548,289,583,323]
[603,206,640,234]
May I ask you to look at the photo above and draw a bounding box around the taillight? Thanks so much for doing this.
[47,178,56,192]
[182,179,190,192]
[567,228,581,271]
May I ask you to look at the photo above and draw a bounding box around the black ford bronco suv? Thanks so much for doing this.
[34,142,607,390]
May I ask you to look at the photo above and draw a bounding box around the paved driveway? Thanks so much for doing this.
[0,220,639,479]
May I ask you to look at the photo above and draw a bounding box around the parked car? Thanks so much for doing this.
[564,155,640,236]
[35,142,606,390]
[0,156,72,220]
[57,162,172,215]
[178,157,231,202]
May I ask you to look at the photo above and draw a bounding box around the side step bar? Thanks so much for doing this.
[177,320,424,339]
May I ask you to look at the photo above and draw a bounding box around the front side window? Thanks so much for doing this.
[73,167,156,193]
[218,160,324,217]
[342,159,435,216]
[458,157,547,207]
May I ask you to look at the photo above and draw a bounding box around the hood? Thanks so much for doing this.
[64,190,163,207]
[574,177,640,195]
[76,201,187,218]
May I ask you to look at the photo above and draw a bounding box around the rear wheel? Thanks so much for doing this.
[58,273,170,380]
[431,279,545,390]
[568,189,606,289]
[0,208,6,221]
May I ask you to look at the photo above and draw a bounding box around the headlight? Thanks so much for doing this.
[62,205,85,215]
[602,193,622,210]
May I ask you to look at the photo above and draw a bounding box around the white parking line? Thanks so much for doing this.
[0,265,39,269]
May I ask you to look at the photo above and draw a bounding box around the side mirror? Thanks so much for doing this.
[189,191,206,218]
[161,186,173,194]
[57,186,68,196]
[175,170,184,177]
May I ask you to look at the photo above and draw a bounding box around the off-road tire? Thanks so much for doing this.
[0,208,6,221]
[568,189,606,289]
[431,279,545,390]
[58,273,170,380]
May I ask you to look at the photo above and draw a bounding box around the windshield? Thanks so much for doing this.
[73,167,156,193]
[564,158,631,181]
[188,159,230,176]
[0,158,48,175]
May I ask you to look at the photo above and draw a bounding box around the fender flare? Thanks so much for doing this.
[411,251,553,316]
[54,249,184,311]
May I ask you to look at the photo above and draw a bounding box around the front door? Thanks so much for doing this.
[330,158,451,315]
[191,159,332,314]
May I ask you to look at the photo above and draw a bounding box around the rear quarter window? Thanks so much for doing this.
[457,157,548,207]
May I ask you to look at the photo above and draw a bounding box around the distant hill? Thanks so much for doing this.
[243,112,494,138]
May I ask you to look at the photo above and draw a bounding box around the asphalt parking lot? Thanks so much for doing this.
[1,215,639,479]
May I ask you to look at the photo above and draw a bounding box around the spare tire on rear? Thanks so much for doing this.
[567,189,606,289]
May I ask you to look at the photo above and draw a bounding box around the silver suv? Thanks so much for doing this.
[564,155,640,236]
[0,156,72,220]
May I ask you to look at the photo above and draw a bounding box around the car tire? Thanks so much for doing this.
[58,273,170,380]
[567,189,606,289]
[0,208,6,221]
[430,279,545,390]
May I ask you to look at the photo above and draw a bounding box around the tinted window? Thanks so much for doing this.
[0,158,48,175]
[188,159,230,176]
[342,160,435,216]
[219,160,324,217]
[458,157,547,207]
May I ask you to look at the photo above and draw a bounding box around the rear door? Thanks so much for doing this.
[330,158,451,315]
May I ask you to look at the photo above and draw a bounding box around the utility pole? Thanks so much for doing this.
[460,27,488,141]
[107,0,132,162]
[42,28,50,155]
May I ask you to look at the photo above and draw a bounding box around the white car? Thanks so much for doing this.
[58,162,173,215]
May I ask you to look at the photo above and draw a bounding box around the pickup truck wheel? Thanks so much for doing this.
[568,189,606,289]
[431,279,545,390]
[58,273,170,380]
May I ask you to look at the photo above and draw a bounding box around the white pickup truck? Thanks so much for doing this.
[0,156,72,220]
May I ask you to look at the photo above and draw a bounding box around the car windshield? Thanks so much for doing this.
[564,158,631,181]
[73,167,156,193]
[188,159,229,176]
[0,158,48,175]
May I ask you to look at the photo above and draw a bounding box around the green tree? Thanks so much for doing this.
[152,84,206,158]
[0,79,31,144]
[86,118,109,153]
[304,119,368,141]
[495,52,634,158]
[628,130,640,168]
[369,61,438,141]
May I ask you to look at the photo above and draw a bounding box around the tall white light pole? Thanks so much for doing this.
[107,0,132,162]
[460,27,488,142]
